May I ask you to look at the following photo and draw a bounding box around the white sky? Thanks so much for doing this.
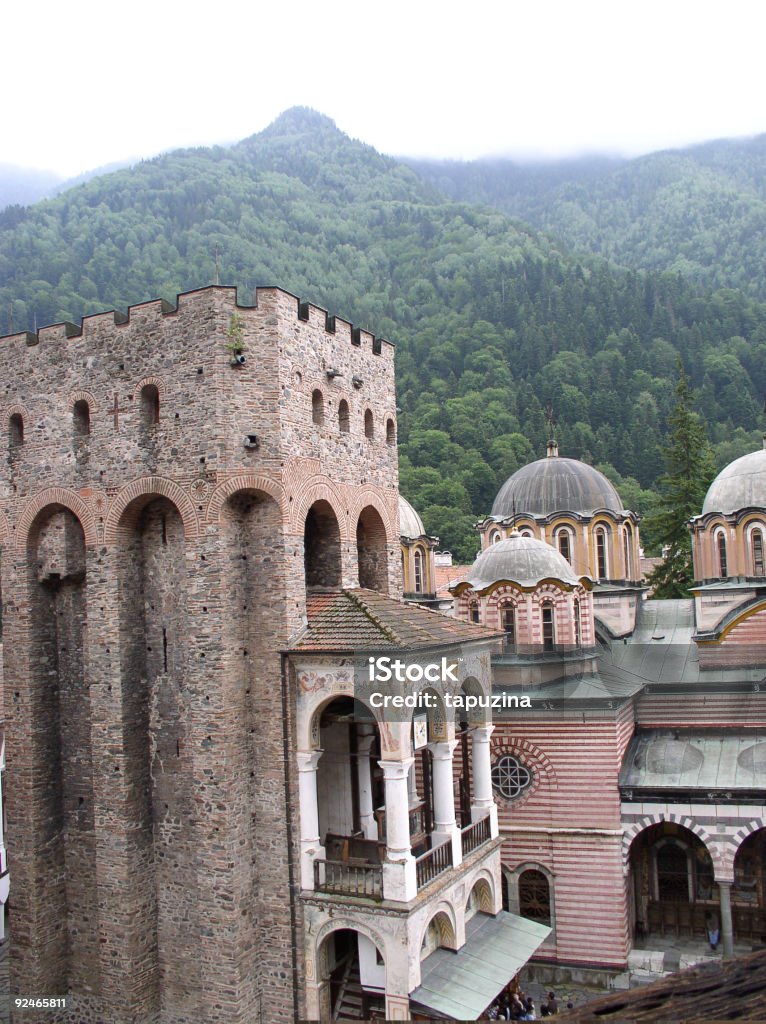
[6,0,766,177]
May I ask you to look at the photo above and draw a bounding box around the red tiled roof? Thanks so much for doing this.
[434,564,472,596]
[289,588,502,652]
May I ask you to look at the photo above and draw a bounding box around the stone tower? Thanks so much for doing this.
[1,286,401,1023]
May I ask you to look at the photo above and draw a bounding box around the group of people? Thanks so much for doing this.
[484,987,562,1019]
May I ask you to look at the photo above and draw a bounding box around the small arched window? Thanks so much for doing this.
[470,601,480,624]
[574,598,581,647]
[386,418,395,446]
[595,527,608,581]
[414,549,424,593]
[73,399,90,437]
[140,384,160,426]
[338,399,350,433]
[557,529,571,565]
[541,602,555,650]
[623,524,633,580]
[9,412,23,450]
[491,530,502,545]
[364,409,374,439]
[716,530,728,578]
[519,869,551,926]
[752,529,765,577]
[502,605,516,644]
[311,390,324,426]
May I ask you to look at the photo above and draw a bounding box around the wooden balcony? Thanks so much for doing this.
[313,858,383,899]
[415,840,453,890]
[461,814,491,856]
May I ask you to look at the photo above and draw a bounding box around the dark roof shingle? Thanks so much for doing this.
[289,588,502,652]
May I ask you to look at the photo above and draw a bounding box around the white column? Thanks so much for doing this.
[296,749,324,890]
[719,880,734,955]
[379,758,417,902]
[356,729,377,840]
[470,725,498,836]
[429,739,462,867]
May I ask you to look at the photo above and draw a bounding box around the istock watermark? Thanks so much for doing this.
[352,648,533,724]
[367,655,460,684]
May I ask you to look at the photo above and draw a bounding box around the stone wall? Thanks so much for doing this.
[1,286,401,1023]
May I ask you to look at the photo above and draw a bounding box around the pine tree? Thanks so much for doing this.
[645,363,716,598]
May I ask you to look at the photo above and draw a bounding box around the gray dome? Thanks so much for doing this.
[492,455,623,519]
[702,446,766,515]
[466,533,582,590]
[399,495,425,540]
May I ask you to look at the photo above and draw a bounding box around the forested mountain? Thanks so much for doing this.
[1,107,764,559]
[408,135,766,299]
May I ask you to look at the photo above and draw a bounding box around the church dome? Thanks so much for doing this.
[466,532,582,590]
[492,449,623,519]
[702,444,766,515]
[399,495,426,540]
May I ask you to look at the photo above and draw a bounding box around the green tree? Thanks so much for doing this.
[644,364,716,597]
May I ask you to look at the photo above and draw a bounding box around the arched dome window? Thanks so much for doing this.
[469,600,480,624]
[623,523,633,580]
[555,528,572,565]
[716,529,728,579]
[490,530,502,545]
[541,601,555,650]
[752,528,765,577]
[595,526,609,581]
[414,549,424,593]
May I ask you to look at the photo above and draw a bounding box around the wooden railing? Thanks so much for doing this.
[416,841,453,890]
[461,814,491,856]
[313,858,383,899]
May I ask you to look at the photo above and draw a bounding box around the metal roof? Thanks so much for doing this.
[465,534,583,591]
[399,495,426,540]
[492,455,623,518]
[702,444,766,515]
[410,911,550,1021]
[620,729,766,791]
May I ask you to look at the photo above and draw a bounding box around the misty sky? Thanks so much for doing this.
[7,0,766,177]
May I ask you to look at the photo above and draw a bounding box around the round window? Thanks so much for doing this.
[491,754,532,800]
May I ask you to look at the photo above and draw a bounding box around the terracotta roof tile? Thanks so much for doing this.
[289,588,502,652]
[434,564,472,596]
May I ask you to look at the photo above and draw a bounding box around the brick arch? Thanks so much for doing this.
[104,477,199,543]
[207,474,287,523]
[134,374,167,397]
[69,390,99,413]
[0,505,9,544]
[622,813,721,875]
[6,403,28,420]
[15,488,99,553]
[491,735,559,802]
[349,490,395,544]
[731,818,766,851]
[290,479,347,542]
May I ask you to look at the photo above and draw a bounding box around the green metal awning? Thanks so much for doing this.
[410,911,550,1021]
